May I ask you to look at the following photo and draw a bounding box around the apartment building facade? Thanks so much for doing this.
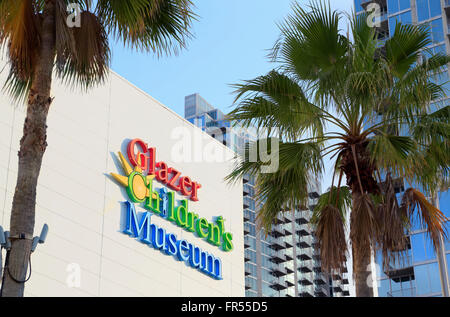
[185,93,350,297]
[355,0,450,297]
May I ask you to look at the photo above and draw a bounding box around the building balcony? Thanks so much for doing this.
[284,223,293,236]
[244,236,251,248]
[313,260,323,270]
[295,223,311,236]
[270,223,285,238]
[333,283,343,292]
[384,255,414,279]
[283,215,293,223]
[270,237,286,251]
[284,237,294,248]
[270,277,288,291]
[297,236,312,248]
[272,264,288,277]
[298,273,314,286]
[280,287,295,297]
[299,284,314,297]
[270,249,286,264]
[298,260,313,273]
[297,247,313,260]
[285,248,294,261]
[314,285,329,297]
[284,259,295,273]
[295,211,310,224]
[314,274,328,285]
[285,273,295,287]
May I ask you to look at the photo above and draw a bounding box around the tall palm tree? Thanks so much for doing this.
[227,2,449,297]
[0,0,194,297]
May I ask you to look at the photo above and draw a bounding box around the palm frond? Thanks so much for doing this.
[367,133,416,173]
[55,10,110,89]
[375,173,409,271]
[229,70,325,140]
[401,188,448,250]
[95,0,195,56]
[0,0,41,101]
[315,204,347,273]
[226,139,323,233]
[312,185,351,224]
[385,23,430,78]
[350,193,379,252]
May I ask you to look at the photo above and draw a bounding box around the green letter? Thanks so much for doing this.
[222,232,234,251]
[176,200,188,228]
[196,218,209,238]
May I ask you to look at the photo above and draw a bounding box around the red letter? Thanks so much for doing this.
[190,182,202,202]
[156,162,169,183]
[148,147,156,175]
[168,168,181,191]
[179,177,192,196]
[127,139,148,172]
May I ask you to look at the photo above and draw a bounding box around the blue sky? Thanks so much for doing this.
[110,0,354,193]
[110,0,354,117]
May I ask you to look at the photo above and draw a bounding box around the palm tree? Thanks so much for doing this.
[0,0,194,297]
[227,1,449,297]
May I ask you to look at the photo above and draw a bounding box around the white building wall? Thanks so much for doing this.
[0,62,244,297]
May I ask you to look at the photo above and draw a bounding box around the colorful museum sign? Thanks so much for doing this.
[110,138,234,280]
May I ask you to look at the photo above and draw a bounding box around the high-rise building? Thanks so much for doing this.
[355,0,450,297]
[185,93,351,297]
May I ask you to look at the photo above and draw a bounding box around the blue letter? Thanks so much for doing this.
[151,224,166,250]
[165,233,177,256]
[189,244,201,268]
[123,201,152,244]
[176,240,190,261]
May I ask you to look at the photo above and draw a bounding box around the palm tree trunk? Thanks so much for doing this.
[351,191,374,297]
[352,241,374,297]
[1,0,56,297]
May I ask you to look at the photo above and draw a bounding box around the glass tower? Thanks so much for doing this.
[184,93,351,297]
[354,0,450,297]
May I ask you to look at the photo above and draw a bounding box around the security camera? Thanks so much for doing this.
[0,226,5,246]
[39,224,48,244]
[31,237,40,253]
[4,231,11,250]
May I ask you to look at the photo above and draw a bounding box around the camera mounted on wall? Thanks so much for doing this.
[0,224,48,295]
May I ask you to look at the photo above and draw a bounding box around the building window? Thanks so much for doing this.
[378,278,391,297]
[411,232,437,263]
[416,0,442,22]
[424,18,445,44]
[414,262,442,296]
[388,11,412,34]
[245,276,257,291]
[245,290,257,297]
[388,0,411,14]
[354,0,364,13]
